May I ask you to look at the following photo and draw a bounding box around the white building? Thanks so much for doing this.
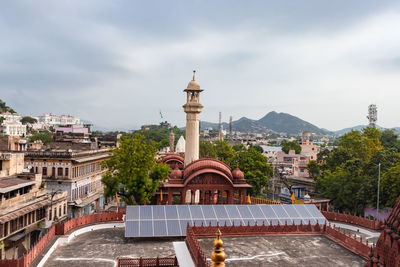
[2,121,27,136]
[0,113,22,123]
[0,113,27,136]
[38,113,80,126]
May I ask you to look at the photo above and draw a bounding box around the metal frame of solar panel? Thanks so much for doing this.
[125,204,326,237]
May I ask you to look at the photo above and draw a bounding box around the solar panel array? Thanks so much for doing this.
[125,205,326,237]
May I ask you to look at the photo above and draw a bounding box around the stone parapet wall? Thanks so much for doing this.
[322,211,382,230]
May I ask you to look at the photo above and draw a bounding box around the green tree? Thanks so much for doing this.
[281,140,301,154]
[232,144,245,152]
[316,159,366,213]
[237,147,273,196]
[306,160,320,179]
[380,163,400,207]
[101,134,170,205]
[380,129,400,151]
[214,140,236,166]
[21,116,37,124]
[338,128,382,162]
[250,145,263,153]
[29,131,53,144]
[199,141,216,158]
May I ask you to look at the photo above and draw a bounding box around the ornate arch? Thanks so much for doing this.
[183,168,234,187]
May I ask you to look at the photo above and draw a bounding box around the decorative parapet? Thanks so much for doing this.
[322,211,382,231]
[185,220,371,266]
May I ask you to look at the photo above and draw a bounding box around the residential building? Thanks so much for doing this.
[0,136,27,152]
[38,113,80,126]
[24,149,110,218]
[0,151,67,259]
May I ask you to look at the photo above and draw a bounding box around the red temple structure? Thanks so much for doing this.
[366,195,400,266]
[157,155,251,205]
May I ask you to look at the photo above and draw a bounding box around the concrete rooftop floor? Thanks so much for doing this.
[198,235,367,267]
[44,229,178,267]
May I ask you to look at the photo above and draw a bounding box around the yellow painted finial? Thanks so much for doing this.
[193,70,196,80]
[211,229,226,266]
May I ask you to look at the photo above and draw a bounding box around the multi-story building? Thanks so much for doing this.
[0,151,67,259]
[0,113,26,137]
[38,113,80,126]
[0,136,27,152]
[24,149,109,218]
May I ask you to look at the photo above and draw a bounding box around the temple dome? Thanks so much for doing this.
[232,167,244,180]
[186,80,201,90]
[170,166,183,179]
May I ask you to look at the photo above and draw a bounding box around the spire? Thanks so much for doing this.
[193,70,196,81]
[211,229,226,266]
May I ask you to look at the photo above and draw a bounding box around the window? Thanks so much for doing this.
[35,167,38,173]
[0,160,2,171]
[65,168,69,177]
[52,167,56,177]
[42,167,47,175]
[58,167,63,176]
[59,206,61,217]
[300,169,304,173]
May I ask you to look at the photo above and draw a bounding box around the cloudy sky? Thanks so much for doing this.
[1,1,400,131]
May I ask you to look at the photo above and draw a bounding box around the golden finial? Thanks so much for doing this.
[211,229,226,266]
[192,70,196,81]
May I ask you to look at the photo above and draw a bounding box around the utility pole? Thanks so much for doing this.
[376,163,381,220]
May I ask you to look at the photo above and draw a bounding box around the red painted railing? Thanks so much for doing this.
[55,211,124,235]
[325,224,370,259]
[185,221,371,266]
[0,210,125,267]
[0,224,56,267]
[117,257,178,267]
[322,211,382,231]
[186,226,210,267]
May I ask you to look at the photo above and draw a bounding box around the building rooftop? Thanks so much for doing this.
[0,177,37,193]
[198,235,366,267]
[44,228,178,267]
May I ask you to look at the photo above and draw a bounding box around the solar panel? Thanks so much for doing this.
[213,206,229,219]
[165,205,178,219]
[153,206,165,220]
[140,206,152,220]
[125,204,327,237]
[140,221,153,237]
[248,205,264,219]
[202,205,216,219]
[167,220,181,236]
[154,220,167,236]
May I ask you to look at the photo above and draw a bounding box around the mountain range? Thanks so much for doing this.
[200,111,400,136]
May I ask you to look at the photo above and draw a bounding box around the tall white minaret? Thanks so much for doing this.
[183,71,203,166]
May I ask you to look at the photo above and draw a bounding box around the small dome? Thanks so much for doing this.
[170,166,183,179]
[232,167,244,179]
[186,80,200,90]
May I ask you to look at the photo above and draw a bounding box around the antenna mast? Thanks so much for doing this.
[367,104,377,127]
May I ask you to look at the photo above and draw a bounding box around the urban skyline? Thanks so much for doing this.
[1,1,400,130]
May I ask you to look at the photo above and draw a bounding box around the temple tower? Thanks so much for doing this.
[183,71,203,166]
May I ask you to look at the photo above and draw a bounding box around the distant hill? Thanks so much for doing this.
[334,125,399,135]
[200,111,330,135]
[0,99,16,114]
[257,111,328,135]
